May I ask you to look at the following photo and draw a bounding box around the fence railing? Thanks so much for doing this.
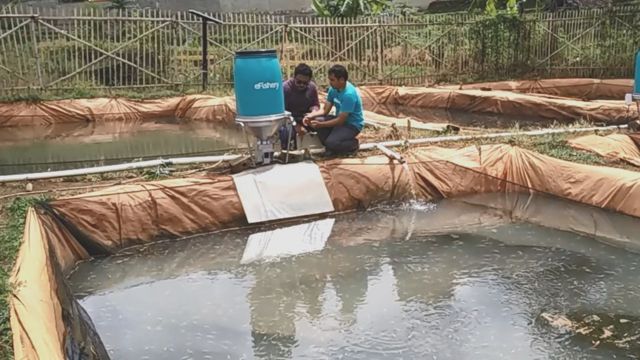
[0,5,639,94]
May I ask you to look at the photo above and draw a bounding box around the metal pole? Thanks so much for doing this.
[202,18,208,91]
[188,10,223,92]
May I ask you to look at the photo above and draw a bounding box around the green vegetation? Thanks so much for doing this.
[312,0,391,17]
[466,131,609,166]
[107,0,134,11]
[0,5,638,95]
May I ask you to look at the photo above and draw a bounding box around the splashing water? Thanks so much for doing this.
[401,162,417,201]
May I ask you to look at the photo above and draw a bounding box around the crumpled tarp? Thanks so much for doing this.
[10,209,107,360]
[409,145,640,216]
[1,79,636,128]
[359,86,638,124]
[437,78,633,100]
[568,133,640,167]
[0,95,236,127]
[10,144,640,360]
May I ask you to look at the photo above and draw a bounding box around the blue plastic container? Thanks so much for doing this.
[233,49,285,117]
[635,49,640,95]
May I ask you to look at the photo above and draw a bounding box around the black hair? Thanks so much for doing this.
[328,64,348,81]
[294,63,313,78]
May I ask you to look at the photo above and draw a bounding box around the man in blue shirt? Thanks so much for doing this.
[303,65,364,156]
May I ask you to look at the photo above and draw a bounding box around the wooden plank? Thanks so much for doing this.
[58,7,68,84]
[154,9,159,86]
[88,6,94,86]
[73,8,79,86]
[30,18,43,88]
[140,9,146,86]
[9,12,24,83]
[169,11,177,85]
[0,15,9,87]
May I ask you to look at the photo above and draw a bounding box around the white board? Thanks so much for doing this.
[232,161,335,224]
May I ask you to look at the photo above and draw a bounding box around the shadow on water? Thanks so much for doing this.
[0,119,248,175]
[68,193,640,360]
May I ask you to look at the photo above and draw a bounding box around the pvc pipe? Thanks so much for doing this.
[0,155,242,183]
[166,155,242,165]
[376,143,406,163]
[0,124,627,183]
[359,124,628,150]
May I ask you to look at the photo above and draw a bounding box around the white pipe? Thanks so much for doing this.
[359,124,628,150]
[165,155,242,165]
[0,124,627,183]
[376,143,406,163]
[0,155,242,183]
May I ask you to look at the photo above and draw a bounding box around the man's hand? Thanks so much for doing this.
[295,124,306,136]
[309,120,322,128]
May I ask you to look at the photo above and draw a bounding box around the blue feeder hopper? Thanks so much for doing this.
[233,49,292,165]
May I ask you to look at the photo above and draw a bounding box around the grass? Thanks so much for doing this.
[454,131,610,166]
[379,119,617,168]
[495,120,612,166]
[0,196,47,360]
[531,135,607,165]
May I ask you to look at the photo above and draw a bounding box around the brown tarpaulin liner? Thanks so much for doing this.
[359,86,639,124]
[0,95,236,127]
[1,80,637,128]
[568,133,640,167]
[437,79,633,100]
[10,209,108,360]
[10,144,640,359]
[629,134,640,149]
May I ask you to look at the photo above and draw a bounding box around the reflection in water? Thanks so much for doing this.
[0,120,247,175]
[69,194,640,360]
[241,219,334,264]
[368,104,565,130]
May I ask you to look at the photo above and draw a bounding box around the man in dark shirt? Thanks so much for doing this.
[279,63,320,150]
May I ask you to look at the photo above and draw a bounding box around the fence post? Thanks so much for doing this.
[29,15,44,89]
[282,23,290,79]
[188,10,223,92]
[376,20,383,84]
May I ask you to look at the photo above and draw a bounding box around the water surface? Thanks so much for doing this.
[0,120,247,175]
[69,194,640,360]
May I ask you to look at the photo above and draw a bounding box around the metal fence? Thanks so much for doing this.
[0,5,639,93]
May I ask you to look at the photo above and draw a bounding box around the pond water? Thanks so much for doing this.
[0,120,247,175]
[368,104,568,130]
[69,194,640,360]
[0,104,579,176]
